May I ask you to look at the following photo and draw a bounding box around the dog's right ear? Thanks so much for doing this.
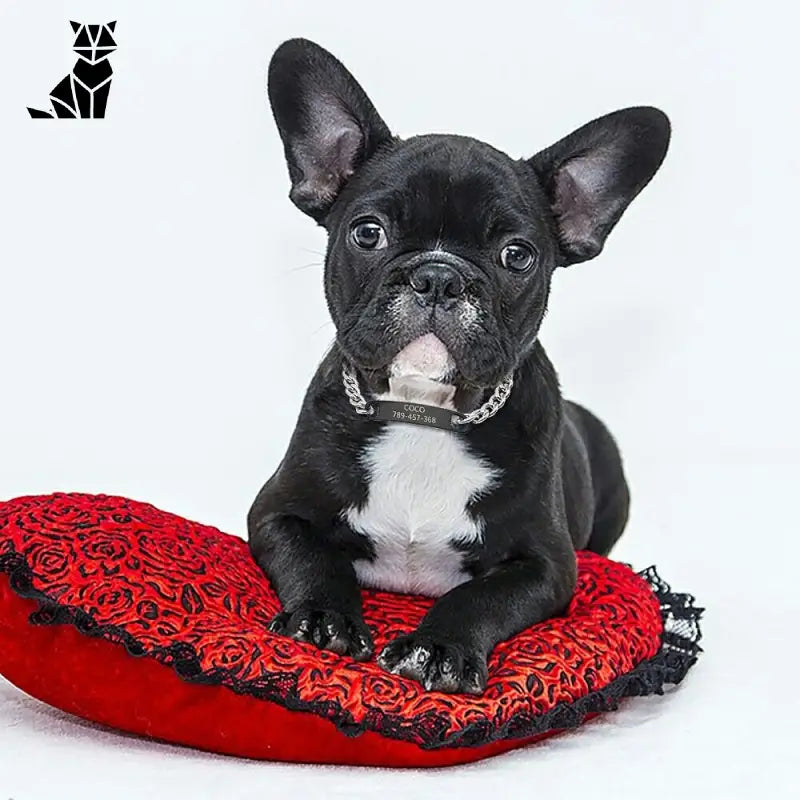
[268,39,392,222]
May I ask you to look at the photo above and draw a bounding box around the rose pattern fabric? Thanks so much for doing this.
[0,493,670,748]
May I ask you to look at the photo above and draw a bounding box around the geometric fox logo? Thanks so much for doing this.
[28,21,117,118]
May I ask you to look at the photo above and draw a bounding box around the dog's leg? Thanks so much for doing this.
[250,514,374,660]
[378,555,576,693]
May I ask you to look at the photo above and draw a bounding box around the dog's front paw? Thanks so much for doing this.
[377,633,488,694]
[269,607,374,661]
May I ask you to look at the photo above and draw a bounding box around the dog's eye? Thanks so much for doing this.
[500,243,536,273]
[350,219,388,250]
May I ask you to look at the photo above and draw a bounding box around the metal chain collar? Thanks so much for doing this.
[341,363,514,428]
[341,363,376,416]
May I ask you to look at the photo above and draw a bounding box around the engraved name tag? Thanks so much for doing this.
[372,400,458,430]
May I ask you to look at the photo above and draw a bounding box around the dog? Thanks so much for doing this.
[28,21,117,119]
[248,38,670,694]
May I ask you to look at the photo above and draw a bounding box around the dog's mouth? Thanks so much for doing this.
[337,280,513,405]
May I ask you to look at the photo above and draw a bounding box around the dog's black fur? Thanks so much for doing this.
[249,39,669,694]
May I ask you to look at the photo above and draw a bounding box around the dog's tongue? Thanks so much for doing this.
[387,334,456,407]
[390,334,454,381]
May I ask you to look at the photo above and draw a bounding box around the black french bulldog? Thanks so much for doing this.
[249,38,670,694]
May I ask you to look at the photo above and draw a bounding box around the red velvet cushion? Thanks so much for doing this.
[0,493,701,766]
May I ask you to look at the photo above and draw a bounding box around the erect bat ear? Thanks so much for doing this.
[529,107,671,265]
[70,21,81,33]
[107,21,117,32]
[268,38,393,222]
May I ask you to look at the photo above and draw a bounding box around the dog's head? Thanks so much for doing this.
[268,39,669,405]
[70,21,117,65]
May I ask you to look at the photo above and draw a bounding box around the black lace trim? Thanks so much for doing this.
[0,544,703,750]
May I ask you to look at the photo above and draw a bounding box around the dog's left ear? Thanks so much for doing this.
[529,107,670,265]
[268,38,393,222]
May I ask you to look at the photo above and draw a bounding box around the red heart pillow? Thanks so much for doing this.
[0,493,701,766]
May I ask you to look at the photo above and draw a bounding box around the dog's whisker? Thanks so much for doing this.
[311,320,334,335]
[286,261,323,273]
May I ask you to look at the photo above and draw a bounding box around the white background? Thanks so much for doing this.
[1,0,797,797]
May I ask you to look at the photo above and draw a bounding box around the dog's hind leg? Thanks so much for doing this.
[565,401,630,556]
[587,474,630,556]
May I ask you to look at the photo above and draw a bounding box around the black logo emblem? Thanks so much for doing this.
[28,21,117,119]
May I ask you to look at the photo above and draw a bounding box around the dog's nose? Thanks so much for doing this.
[409,263,465,306]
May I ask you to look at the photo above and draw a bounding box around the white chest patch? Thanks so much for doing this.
[345,406,500,598]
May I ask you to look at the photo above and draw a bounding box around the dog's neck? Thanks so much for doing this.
[376,333,459,410]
